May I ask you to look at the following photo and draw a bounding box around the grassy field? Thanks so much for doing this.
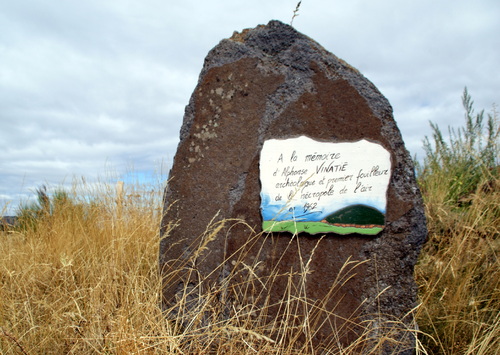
[1,91,498,354]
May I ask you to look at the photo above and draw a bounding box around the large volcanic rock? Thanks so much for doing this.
[160,20,426,353]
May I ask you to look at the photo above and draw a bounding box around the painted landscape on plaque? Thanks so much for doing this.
[259,136,392,235]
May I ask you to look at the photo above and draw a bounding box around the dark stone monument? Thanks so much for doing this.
[160,20,426,353]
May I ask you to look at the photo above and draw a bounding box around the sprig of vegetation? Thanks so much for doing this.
[291,1,302,26]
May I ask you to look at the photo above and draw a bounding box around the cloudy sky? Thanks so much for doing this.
[1,0,499,215]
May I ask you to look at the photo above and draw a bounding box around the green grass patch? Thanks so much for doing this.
[262,220,383,235]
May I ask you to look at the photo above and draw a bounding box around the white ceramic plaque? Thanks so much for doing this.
[260,136,391,235]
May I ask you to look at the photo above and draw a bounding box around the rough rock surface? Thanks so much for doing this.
[160,20,426,353]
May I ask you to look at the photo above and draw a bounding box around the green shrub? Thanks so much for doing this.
[417,88,499,209]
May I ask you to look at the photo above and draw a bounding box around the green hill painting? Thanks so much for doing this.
[323,204,385,226]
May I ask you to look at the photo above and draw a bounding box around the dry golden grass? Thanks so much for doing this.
[159,217,414,354]
[415,172,499,355]
[1,172,498,354]
[1,178,420,354]
[0,180,169,354]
